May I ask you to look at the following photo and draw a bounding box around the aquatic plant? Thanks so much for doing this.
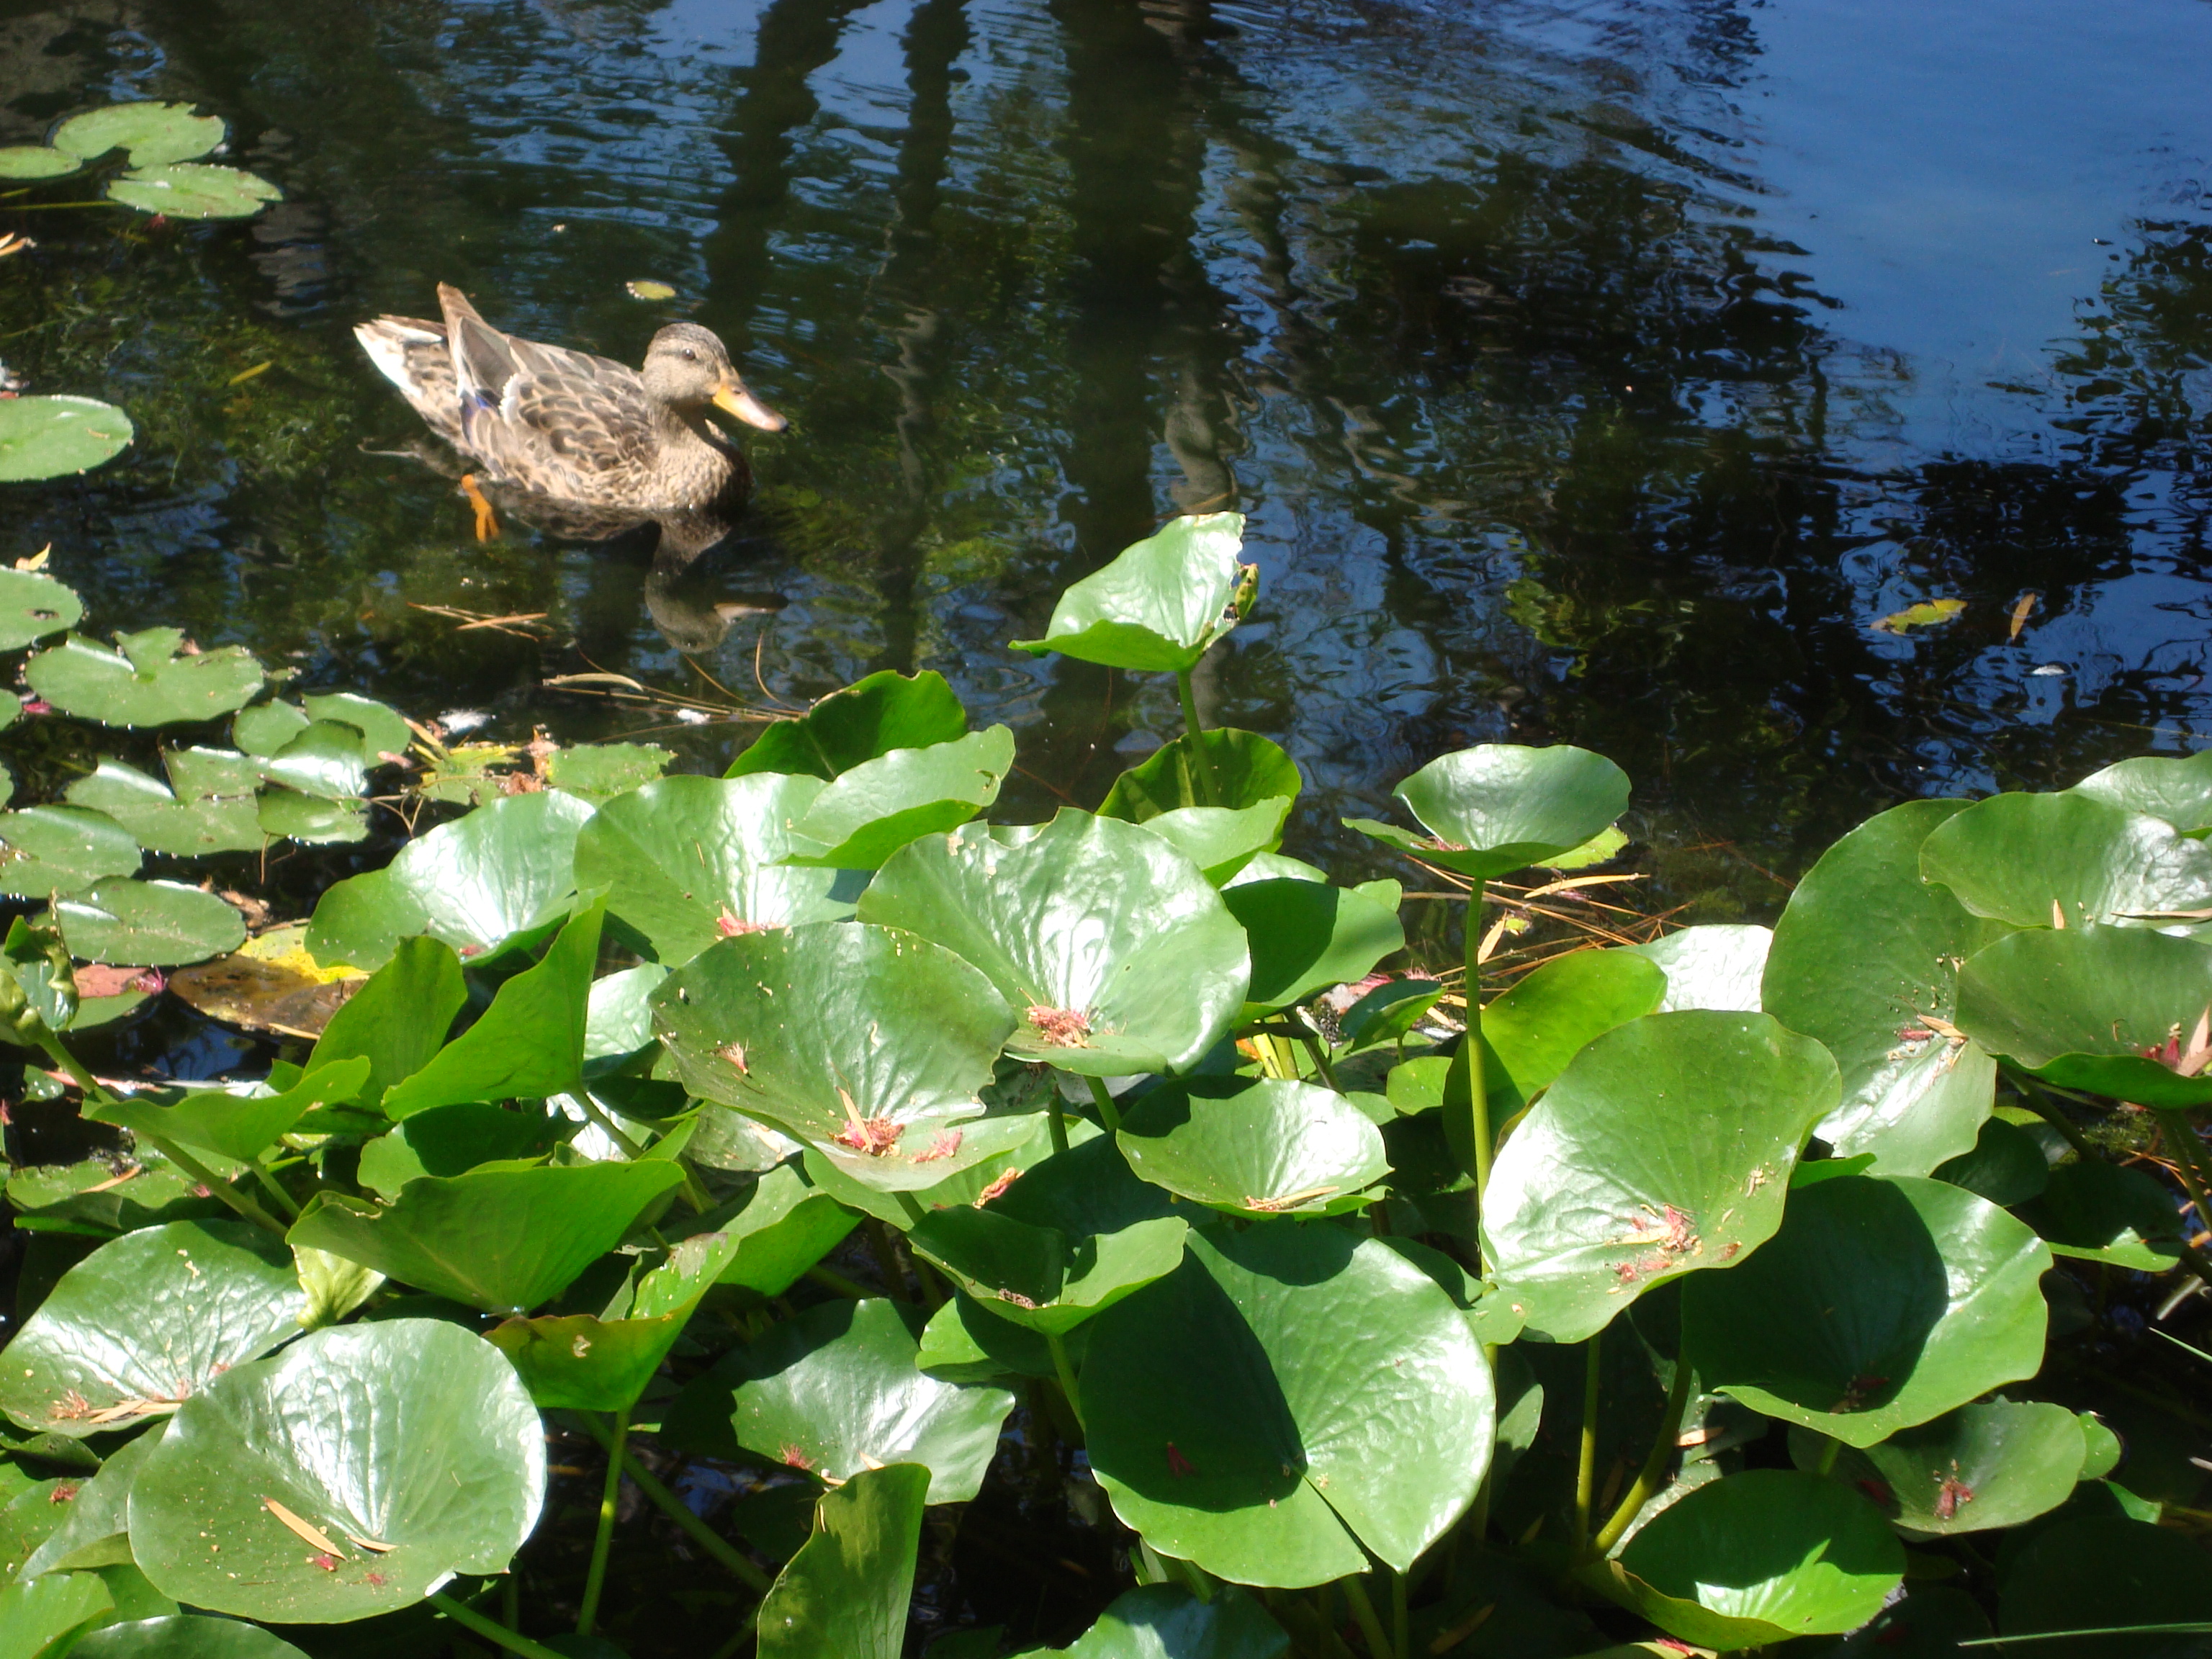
[1,514,2209,1658]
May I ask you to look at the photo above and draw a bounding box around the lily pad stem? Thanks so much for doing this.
[1086,1074,1122,1131]
[1572,1330,1602,1555]
[866,1216,912,1302]
[1589,1354,1696,1558]
[1175,667,1220,806]
[1046,1328,1082,1426]
[577,1406,628,1637]
[1814,1434,1843,1477]
[2010,1076,2096,1156]
[574,1412,773,1593]
[428,1591,573,1659]
[1390,1565,1409,1659]
[1048,1100,1071,1157]
[1444,880,1492,1212]
[1341,1574,1393,1659]
[247,1156,302,1222]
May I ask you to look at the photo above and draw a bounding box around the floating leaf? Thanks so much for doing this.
[1013,513,1247,673]
[626,279,678,301]
[0,806,140,898]
[1681,1174,2051,1446]
[53,882,245,966]
[1795,1402,2087,1534]
[0,146,80,181]
[727,670,968,780]
[27,631,264,728]
[781,727,1016,870]
[0,397,134,484]
[0,569,84,650]
[1021,1586,1290,1659]
[1084,1223,1491,1586]
[256,788,365,845]
[543,742,672,800]
[108,164,282,220]
[1624,924,1771,1012]
[1919,791,2212,930]
[1223,878,1402,1015]
[655,923,1022,1190]
[70,1615,313,1658]
[0,1221,306,1438]
[1100,728,1300,820]
[1873,598,1966,634]
[1598,1470,1903,1647]
[130,1320,543,1622]
[667,1299,1015,1503]
[1483,1012,1838,1342]
[2070,750,2212,835]
[859,811,1249,1077]
[1115,1078,1386,1218]
[1763,801,2007,1176]
[755,1463,928,1659]
[256,721,368,801]
[51,103,224,166]
[1346,744,1630,882]
[64,762,262,856]
[1130,801,1289,886]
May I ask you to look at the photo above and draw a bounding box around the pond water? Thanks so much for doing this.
[4,0,2211,913]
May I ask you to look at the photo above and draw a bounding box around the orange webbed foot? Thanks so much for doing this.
[459,473,500,542]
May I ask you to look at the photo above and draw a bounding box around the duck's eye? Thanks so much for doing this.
[681,347,697,361]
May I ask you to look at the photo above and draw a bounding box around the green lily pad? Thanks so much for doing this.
[63,763,263,857]
[256,788,365,845]
[756,1462,928,1659]
[0,570,84,650]
[858,811,1250,1076]
[256,721,368,801]
[1478,948,1667,1119]
[698,1164,859,1296]
[1084,1223,1492,1585]
[1130,801,1290,886]
[728,670,968,780]
[2021,1159,2185,1269]
[1956,925,2212,1107]
[1920,791,2212,929]
[1681,1174,2052,1447]
[84,1058,370,1164]
[51,103,224,166]
[0,1571,114,1658]
[70,1615,313,1658]
[667,1299,1015,1503]
[1763,800,2008,1176]
[52,883,245,967]
[656,922,1023,1189]
[286,1159,687,1315]
[907,1205,1187,1334]
[1795,1401,2087,1535]
[2,1146,227,1236]
[0,146,80,181]
[1999,1515,2212,1659]
[803,1107,1104,1228]
[19,1422,165,1578]
[541,742,671,800]
[576,774,859,964]
[26,632,264,729]
[2072,750,2212,835]
[163,748,262,801]
[233,702,306,758]
[916,1292,1076,1383]
[0,806,140,898]
[1013,513,1248,673]
[1483,1011,1838,1343]
[0,397,134,484]
[379,905,601,1118]
[781,727,1016,869]
[1100,728,1301,819]
[1623,925,1771,1012]
[0,1221,306,1438]
[1933,1115,2050,1208]
[305,936,466,1110]
[1223,878,1403,1015]
[1599,1469,1903,1647]
[107,163,281,220]
[1020,1585,1290,1658]
[300,692,411,760]
[306,789,594,969]
[130,1319,542,1622]
[354,1102,567,1197]
[1346,744,1629,882]
[1115,1078,1386,1218]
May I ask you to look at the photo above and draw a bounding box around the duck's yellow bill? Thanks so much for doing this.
[714,379,787,432]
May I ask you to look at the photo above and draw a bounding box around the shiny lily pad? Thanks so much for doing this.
[85,1058,370,1164]
[907,1205,1188,1334]
[51,882,245,966]
[1012,513,1249,673]
[781,726,1017,869]
[0,146,80,180]
[1115,1077,1387,1218]
[0,397,134,484]
[108,163,282,220]
[1130,800,1290,886]
[1795,1401,2087,1535]
[1100,727,1301,819]
[2071,750,2212,835]
[756,1463,928,1659]
[69,1615,314,1658]
[1022,1586,1290,1659]
[27,631,264,728]
[51,103,225,166]
[63,761,263,856]
[0,805,140,897]
[1346,743,1630,881]
[1223,878,1403,1015]
[0,568,85,649]
[1919,790,2212,929]
[1624,924,1772,1012]
[728,669,968,780]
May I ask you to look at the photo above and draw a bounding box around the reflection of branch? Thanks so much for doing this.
[404,602,549,639]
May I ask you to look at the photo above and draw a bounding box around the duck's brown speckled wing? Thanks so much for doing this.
[472,363,662,504]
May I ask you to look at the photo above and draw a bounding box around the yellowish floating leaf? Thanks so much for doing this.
[1871,598,1966,634]
[626,279,677,301]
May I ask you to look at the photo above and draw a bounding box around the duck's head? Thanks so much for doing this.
[642,323,788,432]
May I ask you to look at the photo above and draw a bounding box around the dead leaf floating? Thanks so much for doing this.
[1872,598,1966,634]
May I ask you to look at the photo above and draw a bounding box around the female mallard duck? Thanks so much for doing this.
[354,284,786,539]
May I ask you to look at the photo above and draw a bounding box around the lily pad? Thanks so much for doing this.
[728,670,968,780]
[107,164,282,220]
[1796,1401,2087,1535]
[0,397,134,484]
[53,883,245,966]
[1763,800,2008,1176]
[1100,728,1301,819]
[1021,1585,1290,1659]
[129,1319,543,1622]
[305,936,467,1108]
[858,810,1250,1077]
[1483,1011,1839,1343]
[2071,750,2212,835]
[84,1058,371,1164]
[0,806,140,898]
[756,1462,928,1659]
[164,747,262,801]
[575,774,859,964]
[286,1159,687,1315]
[256,722,369,801]
[781,727,1016,869]
[1115,1078,1387,1218]
[0,1220,307,1438]
[63,763,262,857]
[1998,1514,2212,1659]
[26,632,264,728]
[2021,1159,2185,1269]
[1223,878,1403,1015]
[1599,1469,1903,1647]
[70,1616,314,1658]
[1346,744,1630,881]
[1955,925,2212,1107]
[1130,801,1290,886]
[907,1205,1188,1334]
[1624,925,1772,1012]
[301,692,412,761]
[1681,1175,2051,1446]
[0,146,80,181]
[1013,513,1248,673]
[655,923,1022,1190]
[1084,1222,1492,1586]
[0,1572,114,1659]
[666,1298,1015,1503]
[256,788,365,845]
[51,103,225,166]
[0,569,84,650]
[19,1422,166,1578]
[1933,1115,2050,1208]
[354,1102,567,1197]
[699,1164,859,1296]
[1478,948,1667,1120]
[1919,790,2212,929]
[306,789,594,969]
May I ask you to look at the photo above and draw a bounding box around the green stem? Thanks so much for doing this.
[2013,1076,2096,1156]
[577,1408,628,1637]
[1341,1575,1392,1659]
[1087,1074,1122,1132]
[2156,1109,2212,1231]
[1046,1328,1082,1426]
[803,1264,868,1300]
[1175,668,1220,806]
[428,1591,572,1659]
[1390,1566,1409,1659]
[864,1216,912,1302]
[502,1573,521,1632]
[1295,1015,1342,1092]
[1815,1435,1842,1477]
[1590,1354,1696,1558]
[248,1156,302,1222]
[1573,1331,1603,1555]
[574,1091,646,1158]
[575,1414,773,1593]
[1441,882,1491,1244]
[893,1191,929,1227]
[1048,1100,1071,1157]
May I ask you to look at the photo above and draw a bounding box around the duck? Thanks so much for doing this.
[354,284,786,539]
